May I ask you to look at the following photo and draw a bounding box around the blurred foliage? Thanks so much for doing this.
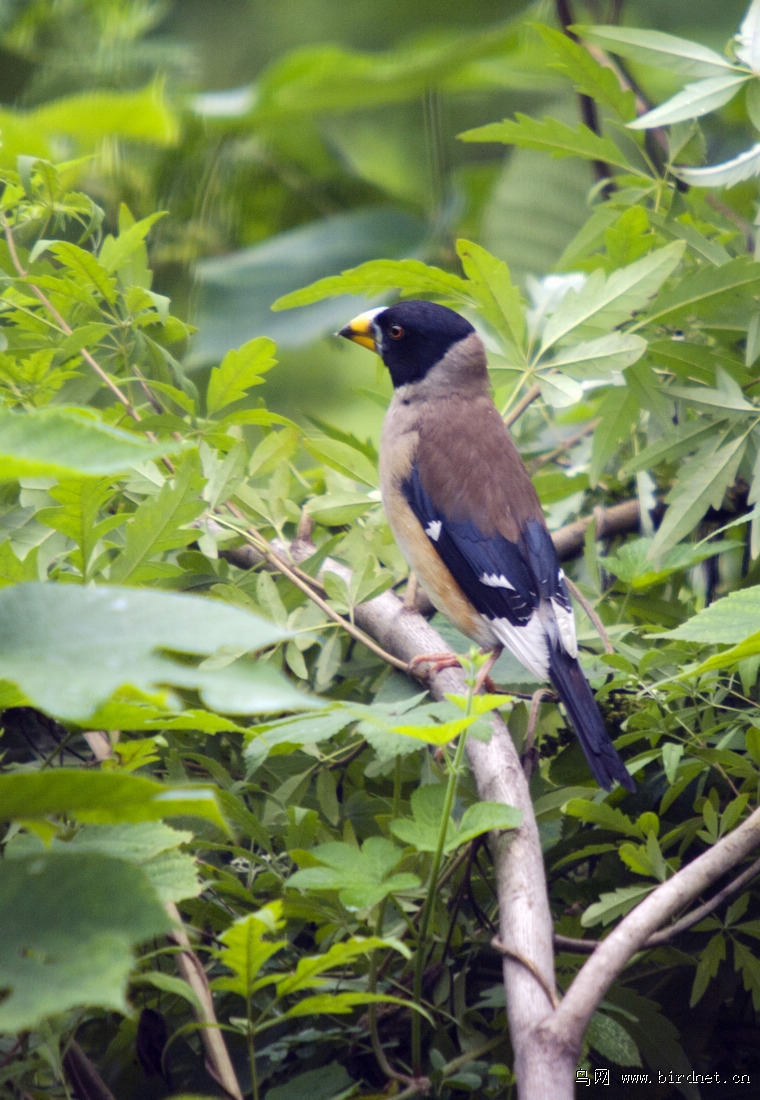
[3,1,760,1098]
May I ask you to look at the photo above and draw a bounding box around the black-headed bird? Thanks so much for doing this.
[339,299,634,792]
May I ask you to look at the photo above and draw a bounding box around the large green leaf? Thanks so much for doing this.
[648,434,748,559]
[631,257,760,329]
[288,837,420,910]
[0,851,171,1032]
[0,407,182,479]
[539,242,685,354]
[108,454,206,584]
[629,73,751,130]
[0,772,226,829]
[574,25,740,78]
[272,256,473,313]
[190,207,429,363]
[0,83,179,167]
[0,582,308,719]
[459,114,635,174]
[663,585,760,644]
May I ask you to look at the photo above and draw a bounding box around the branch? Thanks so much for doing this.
[555,850,760,954]
[542,808,760,1056]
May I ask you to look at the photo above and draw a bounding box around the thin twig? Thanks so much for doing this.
[564,575,614,654]
[492,935,560,1009]
[216,510,409,672]
[2,215,176,473]
[165,901,244,1100]
[527,420,599,473]
[504,383,541,428]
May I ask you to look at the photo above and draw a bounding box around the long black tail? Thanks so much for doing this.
[548,646,634,792]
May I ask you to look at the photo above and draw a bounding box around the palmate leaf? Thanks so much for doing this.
[212,903,288,997]
[0,851,171,1032]
[663,585,760,644]
[538,242,685,355]
[288,836,420,910]
[628,73,751,130]
[573,25,740,78]
[109,453,206,585]
[540,332,647,379]
[272,257,474,311]
[0,581,307,720]
[675,143,760,188]
[0,772,226,829]
[390,785,521,853]
[648,433,748,560]
[206,336,277,416]
[455,239,526,353]
[459,114,636,175]
[631,255,760,329]
[0,406,183,479]
[534,25,637,121]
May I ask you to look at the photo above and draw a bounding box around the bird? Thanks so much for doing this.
[339,299,634,792]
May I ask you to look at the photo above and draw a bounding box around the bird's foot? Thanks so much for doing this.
[408,651,462,679]
[408,649,500,694]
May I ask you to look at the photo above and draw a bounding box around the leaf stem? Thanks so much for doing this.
[410,661,475,1074]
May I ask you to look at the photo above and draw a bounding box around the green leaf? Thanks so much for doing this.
[648,434,748,559]
[390,784,455,852]
[604,537,736,590]
[734,939,760,1011]
[582,884,655,927]
[691,932,725,1006]
[629,74,750,130]
[304,491,377,526]
[460,114,634,174]
[47,241,117,303]
[540,332,647,379]
[284,991,416,1019]
[534,25,637,121]
[590,387,638,485]
[265,1064,355,1100]
[586,1011,641,1067]
[564,799,641,837]
[633,256,760,329]
[663,585,760,644]
[109,454,206,584]
[276,935,409,997]
[302,437,378,487]
[574,25,740,77]
[24,83,179,148]
[206,337,277,416]
[538,372,584,409]
[272,257,473,312]
[453,801,522,848]
[98,209,166,277]
[539,242,685,355]
[675,142,760,188]
[455,239,525,352]
[0,851,171,1032]
[0,407,182,478]
[0,772,226,828]
[213,903,287,997]
[0,582,300,720]
[288,836,420,910]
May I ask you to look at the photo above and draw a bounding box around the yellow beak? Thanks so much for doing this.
[338,308,383,353]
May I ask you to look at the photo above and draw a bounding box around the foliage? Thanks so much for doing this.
[3,1,760,1098]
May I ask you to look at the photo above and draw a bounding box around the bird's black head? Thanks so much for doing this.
[339,300,475,389]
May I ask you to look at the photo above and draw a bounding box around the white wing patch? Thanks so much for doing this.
[480,572,516,590]
[491,612,549,681]
[425,519,442,542]
[551,597,578,658]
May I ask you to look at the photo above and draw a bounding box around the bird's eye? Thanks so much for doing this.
[389,324,404,339]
